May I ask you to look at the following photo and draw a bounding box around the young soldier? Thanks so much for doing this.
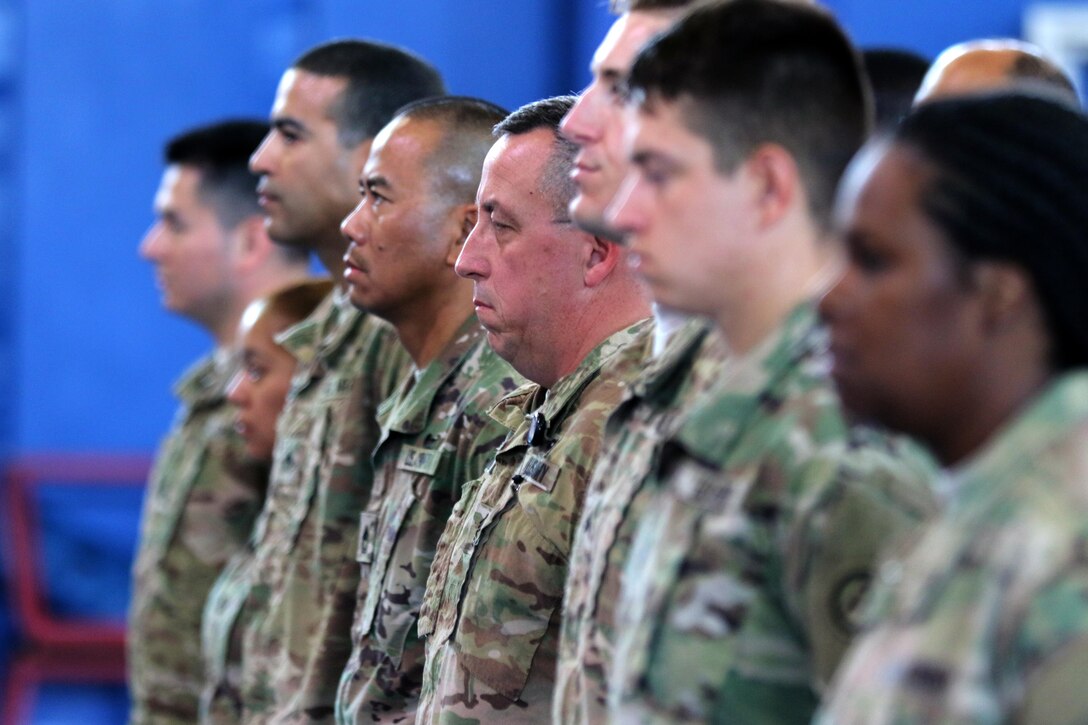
[334,97,524,723]
[132,119,311,724]
[554,2,729,722]
[416,96,652,723]
[605,1,935,720]
[239,40,444,722]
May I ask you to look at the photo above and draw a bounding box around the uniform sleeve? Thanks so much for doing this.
[1015,562,1088,724]
[783,440,936,688]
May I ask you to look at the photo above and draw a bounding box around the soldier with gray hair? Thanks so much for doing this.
[415,96,652,723]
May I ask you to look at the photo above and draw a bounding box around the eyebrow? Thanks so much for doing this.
[631,148,668,167]
[272,117,306,136]
[365,175,390,191]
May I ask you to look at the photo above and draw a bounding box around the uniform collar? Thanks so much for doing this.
[275,286,364,373]
[376,314,488,436]
[173,348,236,408]
[944,371,1088,512]
[672,303,824,466]
[489,318,654,446]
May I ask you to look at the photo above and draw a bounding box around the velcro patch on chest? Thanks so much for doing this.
[397,445,440,476]
[515,453,556,492]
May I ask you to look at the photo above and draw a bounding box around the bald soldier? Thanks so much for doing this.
[915,38,1079,105]
[416,96,652,723]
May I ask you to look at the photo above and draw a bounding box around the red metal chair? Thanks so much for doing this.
[2,455,149,725]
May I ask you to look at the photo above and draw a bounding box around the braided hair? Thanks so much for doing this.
[895,91,1088,369]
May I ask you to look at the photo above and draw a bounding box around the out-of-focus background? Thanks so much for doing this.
[0,0,1083,722]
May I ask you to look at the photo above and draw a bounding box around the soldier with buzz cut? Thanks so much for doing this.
[554,1,729,722]
[239,39,445,723]
[333,96,524,724]
[602,1,936,721]
[415,96,653,723]
[132,119,312,724]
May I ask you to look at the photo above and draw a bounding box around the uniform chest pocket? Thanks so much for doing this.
[454,499,565,702]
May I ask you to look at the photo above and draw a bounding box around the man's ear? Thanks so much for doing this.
[971,261,1034,333]
[745,143,800,231]
[584,233,622,287]
[446,203,478,267]
[231,215,273,273]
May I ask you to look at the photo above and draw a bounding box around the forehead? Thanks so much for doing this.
[846,142,932,225]
[593,11,676,73]
[365,116,442,175]
[629,99,714,165]
[272,68,347,121]
[479,129,553,211]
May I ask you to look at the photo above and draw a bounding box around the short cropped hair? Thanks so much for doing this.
[627,0,871,229]
[392,96,508,206]
[165,119,268,229]
[895,92,1088,369]
[293,39,446,148]
[493,95,579,217]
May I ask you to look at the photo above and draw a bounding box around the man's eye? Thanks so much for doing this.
[246,365,266,382]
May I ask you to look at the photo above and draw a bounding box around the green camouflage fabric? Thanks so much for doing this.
[609,304,937,723]
[335,315,524,724]
[240,289,410,723]
[129,351,265,724]
[416,318,653,723]
[554,317,728,724]
[817,371,1088,725]
[201,546,258,724]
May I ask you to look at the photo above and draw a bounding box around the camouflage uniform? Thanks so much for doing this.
[240,289,410,723]
[609,304,936,723]
[334,315,523,724]
[554,318,727,724]
[817,372,1088,725]
[129,351,265,724]
[416,318,653,723]
[201,546,259,724]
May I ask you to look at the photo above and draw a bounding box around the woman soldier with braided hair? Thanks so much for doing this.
[817,91,1088,724]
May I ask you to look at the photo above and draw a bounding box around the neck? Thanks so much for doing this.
[391,281,476,369]
[714,227,831,355]
[208,266,315,348]
[536,300,649,389]
[935,362,1052,467]
[312,229,350,280]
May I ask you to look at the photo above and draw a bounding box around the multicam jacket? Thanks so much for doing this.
[554,318,726,724]
[610,304,936,723]
[335,315,523,724]
[240,289,409,723]
[817,372,1088,725]
[129,350,264,725]
[416,319,653,724]
[201,546,258,724]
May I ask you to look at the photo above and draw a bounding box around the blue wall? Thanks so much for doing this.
[7,0,1078,455]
